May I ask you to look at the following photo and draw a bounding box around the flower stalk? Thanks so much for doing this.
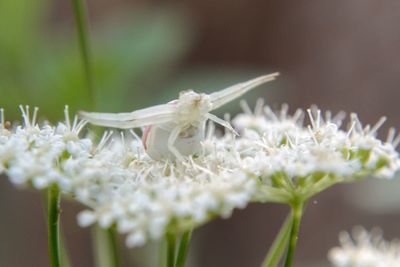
[283,201,305,267]
[71,0,94,107]
[166,233,177,267]
[107,227,121,267]
[47,184,61,267]
[261,214,292,267]
[92,226,120,267]
[175,230,192,267]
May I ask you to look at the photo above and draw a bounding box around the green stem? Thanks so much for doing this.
[166,233,177,267]
[60,232,72,267]
[47,184,61,267]
[71,0,95,107]
[107,227,121,267]
[92,226,120,267]
[283,202,304,267]
[175,231,192,267]
[261,214,292,267]
[159,239,166,267]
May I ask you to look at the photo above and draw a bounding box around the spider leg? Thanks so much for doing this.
[79,103,175,129]
[206,113,239,136]
[209,73,279,110]
[168,126,185,161]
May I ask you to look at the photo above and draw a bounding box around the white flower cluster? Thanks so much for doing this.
[0,103,399,247]
[0,106,255,247]
[329,227,400,267]
[0,106,91,190]
[77,154,255,247]
[230,101,400,201]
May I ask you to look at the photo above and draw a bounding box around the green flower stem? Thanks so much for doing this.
[175,230,192,267]
[159,240,166,267]
[107,227,121,267]
[92,226,120,267]
[71,0,95,107]
[302,175,334,198]
[47,184,61,267]
[283,201,305,267]
[60,232,72,267]
[166,233,177,267]
[261,214,292,267]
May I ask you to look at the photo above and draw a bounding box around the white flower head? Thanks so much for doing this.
[76,134,256,247]
[329,227,400,267]
[230,102,400,202]
[0,106,91,191]
[1,103,399,248]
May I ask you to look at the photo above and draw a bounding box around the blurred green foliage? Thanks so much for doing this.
[0,0,278,125]
[0,0,192,122]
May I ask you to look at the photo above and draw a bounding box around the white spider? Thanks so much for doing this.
[79,73,279,160]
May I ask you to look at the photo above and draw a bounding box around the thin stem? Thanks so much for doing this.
[166,233,177,267]
[159,240,166,267]
[47,184,61,267]
[261,214,292,267]
[92,226,120,267]
[175,231,192,267]
[71,0,95,107]
[108,227,121,267]
[60,232,72,267]
[283,202,305,267]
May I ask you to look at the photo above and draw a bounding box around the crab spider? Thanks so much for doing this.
[79,72,279,160]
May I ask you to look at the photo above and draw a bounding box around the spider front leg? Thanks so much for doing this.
[168,126,185,161]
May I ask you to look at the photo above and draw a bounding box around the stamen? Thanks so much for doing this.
[338,231,352,244]
[129,129,141,143]
[189,157,215,175]
[316,109,321,128]
[239,100,252,115]
[347,121,356,137]
[292,109,304,125]
[370,117,387,136]
[19,105,28,126]
[332,111,346,126]
[308,125,319,144]
[263,106,278,121]
[75,118,88,134]
[142,165,153,180]
[223,113,231,123]
[386,128,395,144]
[213,142,218,158]
[169,163,175,178]
[25,105,30,126]
[136,146,141,160]
[393,133,400,149]
[280,103,289,119]
[162,161,170,175]
[285,132,294,147]
[32,107,39,126]
[0,108,4,128]
[363,125,371,135]
[98,131,113,151]
[350,113,363,133]
[72,115,78,131]
[254,98,265,115]
[120,131,126,150]
[325,110,332,122]
[64,106,71,130]
[307,109,316,129]
[255,139,270,150]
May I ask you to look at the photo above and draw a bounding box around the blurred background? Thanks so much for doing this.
[0,0,399,266]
